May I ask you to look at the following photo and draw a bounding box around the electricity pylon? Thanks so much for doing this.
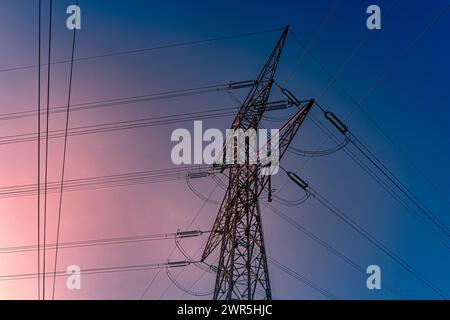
[201,26,315,300]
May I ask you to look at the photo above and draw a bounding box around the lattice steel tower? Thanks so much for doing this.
[201,26,314,300]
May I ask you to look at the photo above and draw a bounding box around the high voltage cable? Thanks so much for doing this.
[312,104,449,245]
[13,7,442,298]
[0,98,289,148]
[177,248,340,300]
[178,258,218,299]
[281,167,448,299]
[315,0,401,101]
[187,174,308,207]
[150,11,446,298]
[0,166,212,199]
[177,252,340,300]
[161,240,211,299]
[7,2,443,299]
[160,177,340,300]
[0,230,207,255]
[167,235,219,299]
[270,193,310,207]
[169,238,217,297]
[170,127,389,298]
[52,1,78,299]
[266,204,404,299]
[172,251,334,300]
[307,112,450,249]
[42,0,53,300]
[166,267,214,297]
[149,175,225,300]
[288,136,349,157]
[346,6,450,118]
[277,77,449,248]
[0,229,209,282]
[0,81,254,123]
[312,187,447,299]
[348,134,449,238]
[283,0,342,86]
[267,256,339,300]
[36,0,42,301]
[200,94,414,294]
[0,28,283,75]
[186,177,222,205]
[279,84,449,249]
[139,268,164,299]
[288,8,450,212]
[0,108,239,147]
[0,261,192,282]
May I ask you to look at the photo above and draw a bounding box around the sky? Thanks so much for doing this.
[0,0,449,300]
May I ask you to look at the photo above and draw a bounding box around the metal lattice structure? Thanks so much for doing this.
[201,26,315,300]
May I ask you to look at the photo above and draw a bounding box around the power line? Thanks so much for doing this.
[288,6,450,212]
[0,28,284,75]
[265,204,404,299]
[166,238,217,298]
[42,0,53,300]
[0,107,236,146]
[0,261,192,283]
[268,256,339,300]
[159,238,210,300]
[307,111,449,249]
[199,29,312,299]
[280,86,449,250]
[172,10,342,298]
[346,6,450,118]
[177,246,340,300]
[0,100,290,147]
[52,2,78,299]
[186,177,222,205]
[316,0,401,101]
[149,175,225,300]
[287,135,349,157]
[0,81,254,123]
[178,260,217,299]
[140,268,164,300]
[283,0,341,86]
[168,266,214,297]
[0,166,212,199]
[312,103,449,242]
[348,132,449,238]
[37,0,42,301]
[0,99,292,150]
[7,5,444,299]
[0,230,207,255]
[0,99,298,147]
[2,178,391,300]
[264,18,450,296]
[283,168,448,299]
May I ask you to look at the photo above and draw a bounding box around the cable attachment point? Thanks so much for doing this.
[187,171,210,179]
[176,230,203,238]
[167,260,190,268]
[228,80,255,90]
[324,111,348,134]
[287,172,309,190]
[281,88,301,106]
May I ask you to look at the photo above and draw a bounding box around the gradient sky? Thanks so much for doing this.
[0,0,449,300]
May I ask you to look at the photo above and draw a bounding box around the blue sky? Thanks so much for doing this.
[0,0,448,299]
